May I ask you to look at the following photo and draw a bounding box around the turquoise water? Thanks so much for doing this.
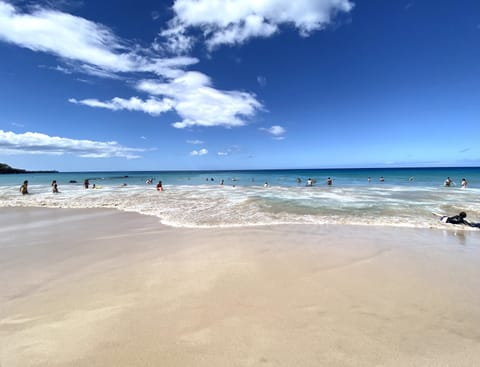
[0,167,478,187]
[1,167,480,229]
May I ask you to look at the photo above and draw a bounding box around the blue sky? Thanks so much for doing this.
[1,0,479,171]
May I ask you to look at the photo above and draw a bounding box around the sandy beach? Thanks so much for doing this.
[1,208,480,367]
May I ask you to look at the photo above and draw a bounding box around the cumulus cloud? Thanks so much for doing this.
[260,125,286,139]
[69,71,261,128]
[136,72,262,128]
[0,130,144,159]
[190,148,208,156]
[161,0,354,50]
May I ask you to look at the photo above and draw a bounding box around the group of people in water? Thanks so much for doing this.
[19,179,59,194]
[444,176,468,188]
[17,176,479,229]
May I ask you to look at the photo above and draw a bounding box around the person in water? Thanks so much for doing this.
[20,180,28,195]
[326,177,333,186]
[444,177,452,187]
[461,178,468,188]
[156,180,163,191]
[440,212,480,228]
[51,180,59,193]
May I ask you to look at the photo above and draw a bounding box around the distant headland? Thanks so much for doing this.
[0,163,58,174]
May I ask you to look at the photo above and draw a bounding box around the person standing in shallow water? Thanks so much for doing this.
[20,180,28,195]
[461,178,468,188]
[52,180,59,193]
[156,181,163,191]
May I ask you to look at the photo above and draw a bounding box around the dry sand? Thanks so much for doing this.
[1,208,480,367]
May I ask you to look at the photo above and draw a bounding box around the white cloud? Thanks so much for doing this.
[217,151,228,156]
[260,125,286,137]
[0,2,133,71]
[187,139,204,145]
[0,1,349,132]
[163,0,354,50]
[156,19,195,55]
[190,148,208,156]
[0,2,262,128]
[69,70,262,128]
[136,72,262,128]
[0,130,144,159]
[205,14,278,48]
[69,97,175,116]
[0,1,197,77]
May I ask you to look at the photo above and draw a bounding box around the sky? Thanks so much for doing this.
[1,0,479,171]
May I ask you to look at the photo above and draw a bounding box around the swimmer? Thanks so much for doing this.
[461,178,468,188]
[444,177,452,187]
[264,181,268,188]
[52,180,59,193]
[156,181,163,191]
[306,178,313,187]
[379,176,385,182]
[438,212,480,227]
[19,180,28,195]
[326,177,332,186]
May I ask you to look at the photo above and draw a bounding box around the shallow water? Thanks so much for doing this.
[1,167,480,229]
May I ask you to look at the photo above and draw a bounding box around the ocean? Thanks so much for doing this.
[1,167,480,229]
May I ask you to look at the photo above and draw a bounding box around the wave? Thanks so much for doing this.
[1,184,480,230]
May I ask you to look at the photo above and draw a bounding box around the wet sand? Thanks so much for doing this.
[1,208,480,367]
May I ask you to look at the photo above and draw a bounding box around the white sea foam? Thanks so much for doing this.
[1,183,480,230]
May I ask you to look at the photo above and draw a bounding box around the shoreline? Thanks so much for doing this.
[1,207,480,366]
